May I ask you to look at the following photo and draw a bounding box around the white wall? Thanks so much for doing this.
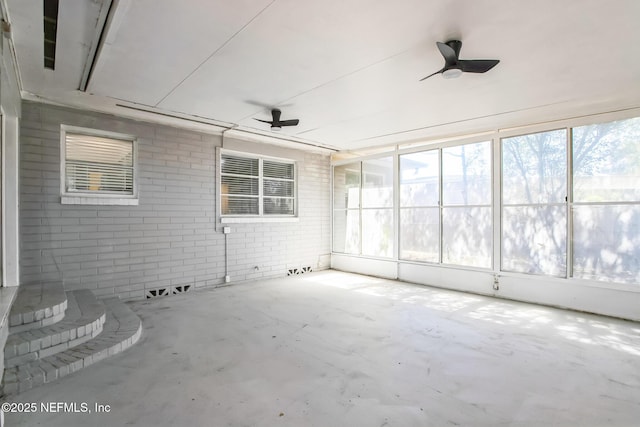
[20,102,331,299]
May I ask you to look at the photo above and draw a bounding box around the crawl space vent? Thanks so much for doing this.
[145,287,169,299]
[287,266,313,276]
[172,284,192,295]
[145,284,193,299]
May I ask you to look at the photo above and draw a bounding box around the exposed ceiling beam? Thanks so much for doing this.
[79,0,113,91]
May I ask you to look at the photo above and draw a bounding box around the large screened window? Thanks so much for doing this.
[333,158,394,258]
[399,150,439,262]
[333,163,361,254]
[399,141,492,267]
[220,153,295,216]
[332,113,640,287]
[572,117,640,284]
[502,129,567,276]
[61,125,137,205]
[442,142,492,268]
[362,158,394,258]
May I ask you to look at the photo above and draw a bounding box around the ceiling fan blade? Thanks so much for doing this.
[419,68,444,81]
[279,119,299,127]
[459,59,500,73]
[271,109,282,123]
[254,118,273,124]
[436,41,458,64]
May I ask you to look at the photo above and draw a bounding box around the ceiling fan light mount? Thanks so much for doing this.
[442,68,463,79]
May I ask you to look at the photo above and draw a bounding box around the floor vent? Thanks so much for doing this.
[287,266,313,276]
[145,287,170,299]
[172,284,192,295]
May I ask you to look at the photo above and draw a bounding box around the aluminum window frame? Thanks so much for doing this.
[219,149,297,219]
[60,125,138,206]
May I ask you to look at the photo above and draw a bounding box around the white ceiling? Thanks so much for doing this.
[5,0,640,151]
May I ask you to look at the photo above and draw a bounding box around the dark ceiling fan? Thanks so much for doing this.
[420,40,500,81]
[254,109,299,131]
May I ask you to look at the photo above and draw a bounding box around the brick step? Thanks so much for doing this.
[4,290,106,368]
[2,297,142,396]
[8,282,67,334]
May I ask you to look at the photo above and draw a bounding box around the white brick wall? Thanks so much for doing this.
[20,102,331,299]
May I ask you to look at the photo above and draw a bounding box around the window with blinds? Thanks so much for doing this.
[61,127,136,199]
[221,153,296,216]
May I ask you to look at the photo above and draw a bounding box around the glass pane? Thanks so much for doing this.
[66,163,133,193]
[502,206,567,276]
[362,157,393,208]
[333,163,361,209]
[442,207,492,268]
[502,130,567,204]
[264,198,294,215]
[263,160,294,179]
[221,175,259,196]
[264,179,294,197]
[443,142,491,205]
[362,209,393,258]
[221,155,259,176]
[66,133,132,166]
[573,205,640,284]
[573,117,640,203]
[222,196,259,215]
[400,151,439,207]
[333,210,360,254]
[399,207,439,262]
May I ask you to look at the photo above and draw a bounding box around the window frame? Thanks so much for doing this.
[569,117,640,284]
[500,128,569,277]
[59,125,138,206]
[331,109,640,288]
[219,149,297,221]
[440,140,493,269]
[332,162,362,255]
[397,141,494,268]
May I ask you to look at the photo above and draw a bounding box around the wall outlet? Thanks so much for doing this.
[224,275,231,283]
[223,227,231,234]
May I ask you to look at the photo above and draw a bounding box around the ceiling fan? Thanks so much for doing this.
[254,109,299,131]
[420,40,500,81]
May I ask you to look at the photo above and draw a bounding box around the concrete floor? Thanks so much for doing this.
[5,270,640,427]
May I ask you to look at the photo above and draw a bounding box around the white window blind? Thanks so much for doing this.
[263,160,295,215]
[221,153,295,216]
[221,155,260,215]
[64,132,134,195]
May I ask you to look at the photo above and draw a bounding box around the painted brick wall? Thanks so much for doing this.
[20,102,331,299]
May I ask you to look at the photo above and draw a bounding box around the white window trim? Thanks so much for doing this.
[60,125,139,206]
[331,108,640,288]
[219,149,297,221]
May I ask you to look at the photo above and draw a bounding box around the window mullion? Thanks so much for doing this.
[438,148,443,264]
[359,162,363,255]
[493,136,501,273]
[259,159,264,216]
[393,150,400,261]
[566,127,574,279]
